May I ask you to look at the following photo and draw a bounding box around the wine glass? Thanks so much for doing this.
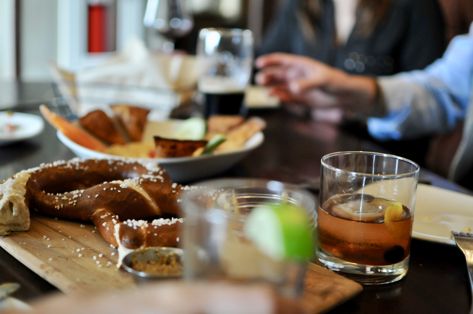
[144,0,193,53]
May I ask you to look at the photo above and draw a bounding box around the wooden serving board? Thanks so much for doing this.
[0,217,362,313]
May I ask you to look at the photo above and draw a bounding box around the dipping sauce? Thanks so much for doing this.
[121,247,183,279]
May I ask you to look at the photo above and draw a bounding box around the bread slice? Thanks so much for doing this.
[153,136,207,158]
[111,104,150,142]
[0,171,31,235]
[215,117,266,153]
[207,115,244,135]
[79,110,126,145]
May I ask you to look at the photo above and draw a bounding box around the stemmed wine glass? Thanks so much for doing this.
[144,0,193,53]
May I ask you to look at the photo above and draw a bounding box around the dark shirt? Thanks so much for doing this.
[258,0,446,76]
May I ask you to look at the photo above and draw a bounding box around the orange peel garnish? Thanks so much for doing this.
[384,201,404,223]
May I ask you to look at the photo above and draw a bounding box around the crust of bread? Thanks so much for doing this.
[111,104,150,142]
[79,110,127,145]
[207,115,244,135]
[153,136,207,158]
[215,117,266,152]
[0,171,31,235]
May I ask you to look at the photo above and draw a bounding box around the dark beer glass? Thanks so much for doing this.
[197,28,253,117]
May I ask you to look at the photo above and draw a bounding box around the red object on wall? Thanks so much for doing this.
[88,4,107,53]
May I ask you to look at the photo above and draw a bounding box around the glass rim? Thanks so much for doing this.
[194,177,314,195]
[181,178,316,215]
[321,151,420,179]
[198,27,253,39]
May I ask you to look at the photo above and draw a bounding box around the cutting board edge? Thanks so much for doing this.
[0,236,80,293]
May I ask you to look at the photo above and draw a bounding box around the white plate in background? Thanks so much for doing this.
[413,184,473,245]
[56,119,264,183]
[0,112,44,145]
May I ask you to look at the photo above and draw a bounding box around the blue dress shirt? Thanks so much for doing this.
[368,23,473,141]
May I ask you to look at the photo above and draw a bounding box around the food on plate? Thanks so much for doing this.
[111,104,150,142]
[0,158,183,259]
[215,117,266,153]
[104,141,155,157]
[41,104,150,148]
[79,110,126,145]
[0,171,31,234]
[104,141,154,158]
[153,136,207,158]
[151,117,265,158]
[194,134,227,156]
[0,122,19,133]
[42,103,264,158]
[40,105,107,151]
[207,115,244,135]
[173,117,207,140]
[0,111,19,134]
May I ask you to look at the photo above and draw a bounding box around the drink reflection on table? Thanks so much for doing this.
[196,28,254,117]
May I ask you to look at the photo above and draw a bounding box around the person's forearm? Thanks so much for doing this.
[331,73,384,116]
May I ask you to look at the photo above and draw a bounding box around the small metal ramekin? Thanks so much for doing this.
[121,247,183,281]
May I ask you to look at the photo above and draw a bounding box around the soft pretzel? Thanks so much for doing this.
[0,159,183,253]
[91,208,182,249]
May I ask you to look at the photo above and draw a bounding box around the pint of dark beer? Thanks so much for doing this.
[197,28,253,117]
[199,78,246,116]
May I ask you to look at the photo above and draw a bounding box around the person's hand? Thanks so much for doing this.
[255,53,379,114]
[255,53,348,108]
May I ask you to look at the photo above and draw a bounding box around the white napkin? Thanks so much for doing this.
[52,39,200,120]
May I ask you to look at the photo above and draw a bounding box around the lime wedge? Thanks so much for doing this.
[244,203,315,261]
[174,117,206,140]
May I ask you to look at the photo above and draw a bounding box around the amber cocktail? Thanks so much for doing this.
[316,152,419,285]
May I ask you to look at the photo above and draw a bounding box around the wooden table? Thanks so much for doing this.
[0,82,471,313]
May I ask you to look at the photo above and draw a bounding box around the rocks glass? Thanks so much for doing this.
[316,151,419,285]
[180,179,316,297]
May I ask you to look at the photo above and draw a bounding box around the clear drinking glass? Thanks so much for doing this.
[196,28,254,117]
[180,179,316,297]
[316,151,419,285]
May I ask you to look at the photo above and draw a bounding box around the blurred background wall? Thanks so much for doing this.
[0,0,281,82]
[4,0,471,83]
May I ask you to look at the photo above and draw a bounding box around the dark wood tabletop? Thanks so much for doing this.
[0,82,471,313]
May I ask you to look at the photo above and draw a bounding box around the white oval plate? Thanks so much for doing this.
[56,121,264,182]
[413,184,473,245]
[0,112,44,145]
